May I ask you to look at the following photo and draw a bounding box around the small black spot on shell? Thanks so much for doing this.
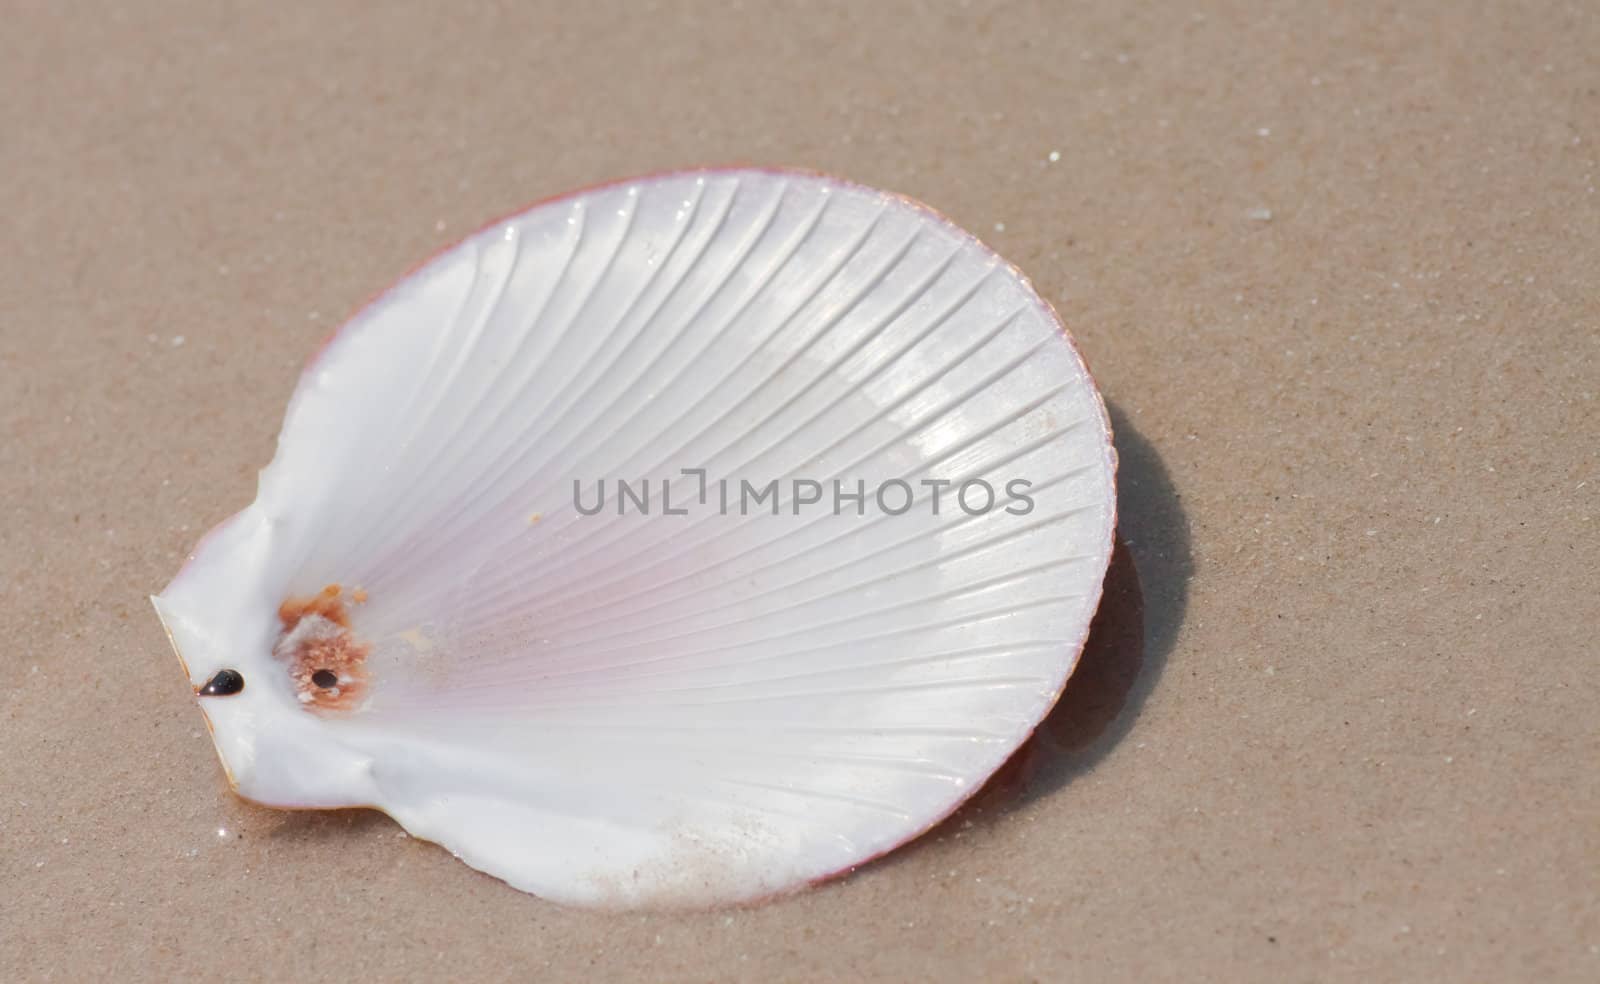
[311,669,338,689]
[199,669,245,696]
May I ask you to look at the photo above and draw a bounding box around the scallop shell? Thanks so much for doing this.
[152,168,1117,908]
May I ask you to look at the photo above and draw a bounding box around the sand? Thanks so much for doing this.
[3,1,1596,980]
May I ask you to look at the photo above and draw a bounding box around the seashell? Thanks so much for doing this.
[153,168,1117,908]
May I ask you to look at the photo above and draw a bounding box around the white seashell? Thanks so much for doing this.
[153,168,1117,908]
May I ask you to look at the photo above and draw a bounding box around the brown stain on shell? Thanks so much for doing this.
[275,583,371,713]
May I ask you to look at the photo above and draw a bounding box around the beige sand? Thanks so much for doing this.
[2,1,1596,980]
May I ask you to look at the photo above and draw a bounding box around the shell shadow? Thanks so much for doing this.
[258,806,398,841]
[882,400,1192,853]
